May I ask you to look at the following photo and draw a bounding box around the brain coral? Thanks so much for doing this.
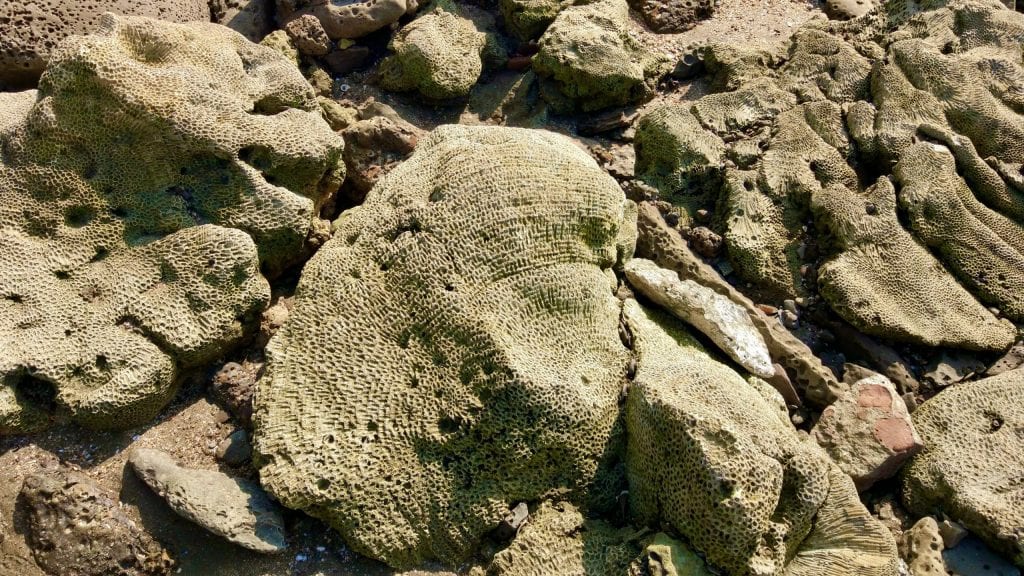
[901,369,1024,566]
[0,0,208,89]
[253,124,636,569]
[378,0,494,100]
[637,0,1024,351]
[533,0,668,111]
[623,299,898,575]
[0,14,345,434]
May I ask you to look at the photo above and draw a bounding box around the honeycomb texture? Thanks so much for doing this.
[379,0,491,100]
[533,0,667,112]
[499,0,566,41]
[0,14,346,433]
[633,104,725,197]
[659,0,1024,351]
[485,501,644,576]
[901,369,1024,567]
[0,0,208,89]
[253,124,636,569]
[623,299,898,575]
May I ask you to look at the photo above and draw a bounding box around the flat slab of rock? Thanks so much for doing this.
[130,448,286,553]
[21,466,173,576]
[625,257,774,378]
[812,374,922,490]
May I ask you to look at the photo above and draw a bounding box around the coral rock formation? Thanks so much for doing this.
[0,14,344,434]
[254,124,636,568]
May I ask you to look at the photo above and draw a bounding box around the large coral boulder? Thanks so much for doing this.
[0,0,209,89]
[253,124,636,569]
[533,0,667,111]
[0,14,345,434]
[902,370,1024,567]
[623,299,898,575]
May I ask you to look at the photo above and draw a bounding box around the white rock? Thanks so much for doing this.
[624,258,774,377]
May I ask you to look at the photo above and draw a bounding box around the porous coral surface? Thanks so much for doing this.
[0,14,344,434]
[253,124,635,569]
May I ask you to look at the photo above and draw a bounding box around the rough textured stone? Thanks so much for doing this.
[902,370,1024,566]
[285,14,332,56]
[0,0,208,89]
[254,125,636,569]
[379,0,497,100]
[533,0,667,111]
[130,448,286,553]
[210,0,274,41]
[342,113,421,201]
[635,202,844,406]
[217,429,253,466]
[628,0,715,32]
[624,258,774,378]
[624,299,898,576]
[905,517,948,576]
[278,0,419,40]
[813,375,922,491]
[0,15,343,434]
[499,0,566,41]
[21,466,173,576]
[825,0,878,20]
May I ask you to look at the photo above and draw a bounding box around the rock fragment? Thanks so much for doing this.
[813,374,922,490]
[624,258,774,378]
[21,466,173,576]
[285,14,332,56]
[130,448,286,553]
[905,517,947,576]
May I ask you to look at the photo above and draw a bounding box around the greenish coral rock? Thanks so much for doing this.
[0,14,345,433]
[486,501,645,576]
[500,0,566,41]
[379,0,496,100]
[623,299,899,575]
[633,104,725,212]
[533,0,668,112]
[253,124,636,569]
[644,0,1024,350]
[901,369,1024,567]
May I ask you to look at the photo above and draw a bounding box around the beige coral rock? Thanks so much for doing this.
[812,374,922,490]
[902,369,1024,567]
[905,517,949,576]
[486,502,644,576]
[378,0,494,100]
[0,14,344,433]
[253,124,635,569]
[623,299,898,575]
[0,0,209,89]
[533,0,667,111]
[210,0,274,41]
[624,258,774,378]
[634,202,844,406]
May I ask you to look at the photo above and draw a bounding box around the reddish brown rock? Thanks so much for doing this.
[812,374,922,490]
[285,14,332,56]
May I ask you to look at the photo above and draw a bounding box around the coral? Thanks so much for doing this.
[379,0,495,100]
[486,502,644,576]
[623,299,898,575]
[632,104,725,205]
[902,369,1024,567]
[533,0,668,111]
[500,0,566,41]
[0,14,344,433]
[0,0,208,89]
[660,0,1024,351]
[253,125,635,569]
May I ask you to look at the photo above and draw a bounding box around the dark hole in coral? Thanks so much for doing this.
[367,421,379,432]
[10,371,57,413]
[743,179,754,192]
[316,478,331,490]
[4,294,23,304]
[64,205,95,228]
[110,206,128,218]
[90,246,109,262]
[95,354,109,370]
[54,270,71,279]
[438,416,460,434]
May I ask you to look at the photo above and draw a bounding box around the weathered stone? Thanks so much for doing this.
[905,517,948,576]
[216,429,253,467]
[813,375,922,490]
[624,258,774,378]
[130,448,286,553]
[285,14,332,56]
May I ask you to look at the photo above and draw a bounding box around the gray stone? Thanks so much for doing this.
[210,0,274,41]
[277,0,417,40]
[130,448,286,553]
[923,352,985,388]
[943,536,1020,576]
[216,429,253,467]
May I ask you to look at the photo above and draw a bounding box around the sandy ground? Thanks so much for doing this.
[0,2,827,575]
